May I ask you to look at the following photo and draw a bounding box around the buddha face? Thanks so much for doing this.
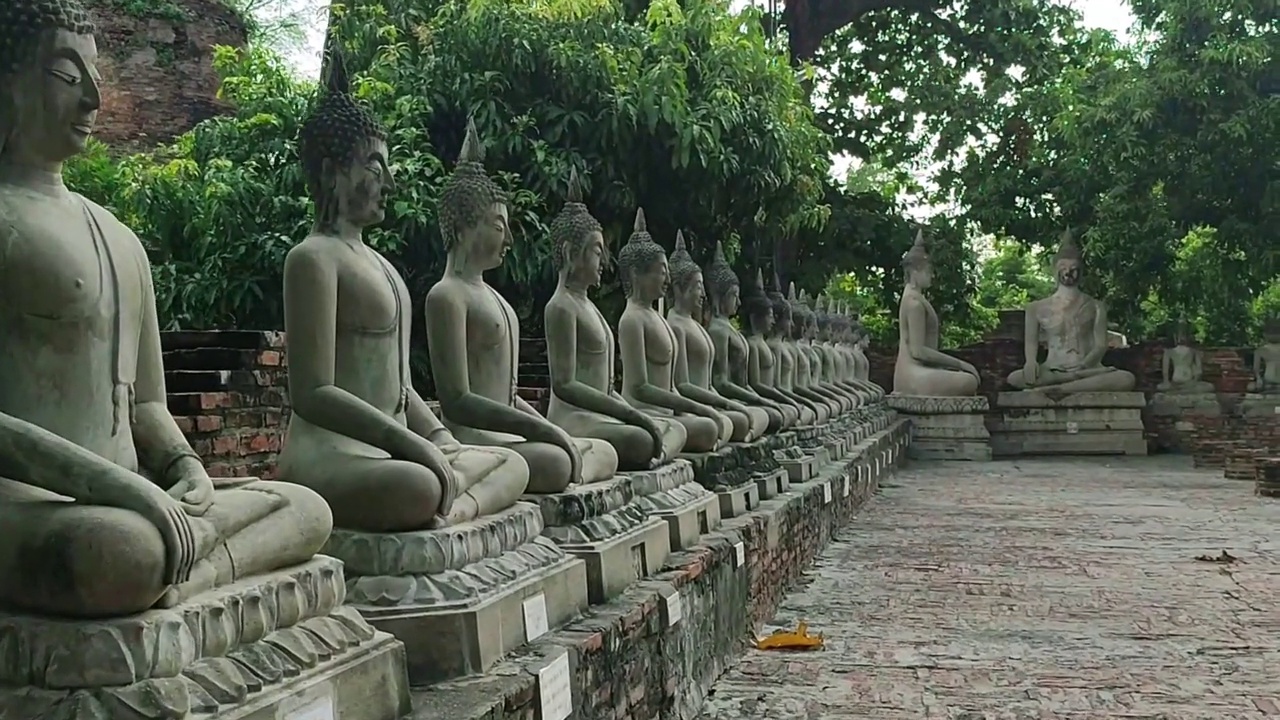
[1055,257,1082,287]
[3,29,101,165]
[631,255,668,303]
[751,305,774,334]
[460,201,511,271]
[570,230,605,287]
[673,269,704,314]
[717,284,740,316]
[773,306,791,336]
[330,136,392,229]
[907,262,932,290]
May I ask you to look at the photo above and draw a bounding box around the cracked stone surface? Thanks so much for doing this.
[700,457,1280,719]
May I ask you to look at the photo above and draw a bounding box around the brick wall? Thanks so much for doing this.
[163,330,288,479]
[85,0,246,149]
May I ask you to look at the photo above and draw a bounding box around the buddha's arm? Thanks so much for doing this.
[709,325,768,404]
[1192,350,1204,380]
[132,262,204,484]
[1023,307,1041,368]
[903,297,964,371]
[1161,350,1172,384]
[747,344,792,404]
[670,324,735,410]
[284,247,437,464]
[405,388,452,442]
[1083,302,1109,367]
[619,314,714,416]
[546,303,652,426]
[425,284,561,443]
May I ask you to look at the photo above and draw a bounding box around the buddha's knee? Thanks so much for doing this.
[19,507,169,618]
[763,406,783,433]
[727,410,750,442]
[612,425,656,470]
[684,417,721,452]
[1006,368,1028,389]
[521,443,574,493]
[258,481,333,555]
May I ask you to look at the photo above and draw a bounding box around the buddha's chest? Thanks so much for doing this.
[642,314,674,364]
[576,303,612,355]
[466,285,519,350]
[336,254,407,333]
[684,323,713,365]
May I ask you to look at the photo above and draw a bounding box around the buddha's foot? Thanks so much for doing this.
[155,561,220,608]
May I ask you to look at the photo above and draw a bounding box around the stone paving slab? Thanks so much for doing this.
[699,456,1280,719]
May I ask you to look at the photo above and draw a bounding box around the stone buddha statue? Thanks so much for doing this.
[893,231,980,396]
[770,278,835,422]
[278,56,529,531]
[425,120,618,492]
[0,1,331,617]
[790,286,853,413]
[1248,317,1280,393]
[617,210,725,453]
[666,230,768,443]
[703,242,787,433]
[847,311,886,400]
[742,268,803,426]
[1156,319,1214,394]
[543,170,686,470]
[1006,228,1136,393]
[813,295,864,402]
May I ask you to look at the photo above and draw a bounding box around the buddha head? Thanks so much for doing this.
[703,241,739,318]
[0,0,99,169]
[1172,318,1193,347]
[1054,227,1083,288]
[439,118,509,270]
[550,167,606,288]
[815,294,833,341]
[789,284,813,341]
[902,229,932,290]
[298,49,390,233]
[668,230,703,316]
[766,272,792,338]
[617,207,668,303]
[1264,316,1280,344]
[741,268,774,335]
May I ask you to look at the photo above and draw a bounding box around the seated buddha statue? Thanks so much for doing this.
[617,210,725,453]
[0,2,331,618]
[1005,228,1135,393]
[278,56,529,531]
[814,296,870,404]
[665,231,767,443]
[893,231,980,396]
[742,269,804,426]
[1157,319,1215,394]
[1248,318,1280,393]
[702,242,788,433]
[543,169,686,470]
[848,314,887,401]
[425,120,618,492]
[789,286,853,413]
[765,274,825,424]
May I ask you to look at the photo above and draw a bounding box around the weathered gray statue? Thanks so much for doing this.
[1156,319,1214,394]
[815,295,870,403]
[544,170,686,470]
[425,120,618,492]
[846,308,886,400]
[790,286,853,413]
[279,57,529,530]
[617,210,725,453]
[1248,317,1280,393]
[742,269,803,426]
[1006,228,1135,392]
[666,230,767,442]
[893,231,980,396]
[0,0,331,617]
[766,276,828,423]
[703,242,786,432]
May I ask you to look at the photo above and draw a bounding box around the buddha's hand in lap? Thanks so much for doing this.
[553,427,583,484]
[639,415,666,465]
[122,487,200,587]
[1022,361,1040,386]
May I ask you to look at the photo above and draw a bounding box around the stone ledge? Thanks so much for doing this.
[996,390,1147,409]
[888,394,990,414]
[406,418,911,720]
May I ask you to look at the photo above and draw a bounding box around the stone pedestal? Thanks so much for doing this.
[992,391,1147,457]
[0,557,410,720]
[754,468,789,499]
[626,459,722,551]
[1149,392,1222,451]
[522,476,670,604]
[1241,393,1280,417]
[888,394,992,461]
[683,441,779,518]
[325,504,588,684]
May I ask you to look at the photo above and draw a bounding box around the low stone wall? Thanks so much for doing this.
[162,330,289,478]
[409,424,904,720]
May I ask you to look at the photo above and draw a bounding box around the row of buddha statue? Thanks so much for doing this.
[0,9,879,627]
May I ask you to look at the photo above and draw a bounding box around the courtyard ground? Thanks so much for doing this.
[699,457,1280,719]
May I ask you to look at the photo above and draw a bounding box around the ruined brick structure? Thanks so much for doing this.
[84,0,247,149]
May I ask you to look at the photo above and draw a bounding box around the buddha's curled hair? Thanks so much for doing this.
[704,241,738,307]
[549,167,604,271]
[297,47,386,224]
[438,117,507,250]
[766,271,790,326]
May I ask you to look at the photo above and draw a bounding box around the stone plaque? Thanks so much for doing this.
[662,588,683,627]
[734,541,746,567]
[823,482,832,503]
[522,593,550,641]
[538,650,573,720]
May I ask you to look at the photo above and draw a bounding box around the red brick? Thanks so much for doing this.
[195,415,222,432]
[198,392,232,410]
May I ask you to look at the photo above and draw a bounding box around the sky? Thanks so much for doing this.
[286,0,1135,79]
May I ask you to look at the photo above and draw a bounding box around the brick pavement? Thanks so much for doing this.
[699,457,1280,719]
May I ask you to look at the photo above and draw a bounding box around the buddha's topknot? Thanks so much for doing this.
[617,207,667,296]
[297,47,386,223]
[703,241,739,313]
[668,230,701,292]
[0,0,94,79]
[549,166,604,271]
[438,117,507,250]
[742,267,772,320]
